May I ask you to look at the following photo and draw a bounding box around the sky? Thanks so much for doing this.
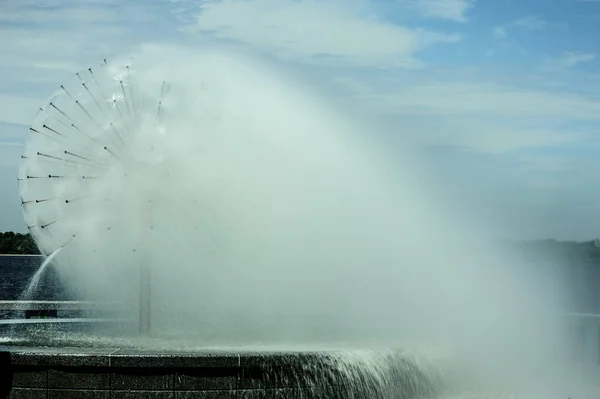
[0,0,599,240]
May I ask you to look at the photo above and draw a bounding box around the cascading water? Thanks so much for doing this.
[18,247,61,301]
[11,44,586,397]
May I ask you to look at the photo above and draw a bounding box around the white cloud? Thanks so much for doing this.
[543,52,597,70]
[0,142,24,147]
[493,15,546,39]
[189,0,461,67]
[0,0,595,239]
[358,81,600,120]
[519,154,589,173]
[0,94,43,126]
[493,27,507,39]
[333,78,600,153]
[429,125,585,154]
[512,15,547,31]
[413,0,473,22]
[0,0,169,89]
[450,129,582,154]
[0,145,23,168]
[0,3,117,24]
[0,0,178,131]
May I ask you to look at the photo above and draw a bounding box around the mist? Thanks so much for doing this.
[18,43,578,393]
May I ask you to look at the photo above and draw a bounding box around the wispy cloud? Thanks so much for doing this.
[512,15,547,31]
[334,77,600,153]
[353,81,600,120]
[492,27,508,39]
[187,0,461,67]
[0,142,24,147]
[493,15,547,39]
[451,129,580,155]
[0,146,23,168]
[0,0,170,92]
[0,0,598,238]
[519,154,590,174]
[542,52,597,70]
[0,94,43,126]
[412,0,474,22]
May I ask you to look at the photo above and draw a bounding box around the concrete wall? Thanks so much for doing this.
[1,349,414,399]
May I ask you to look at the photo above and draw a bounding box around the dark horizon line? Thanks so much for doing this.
[1,229,599,245]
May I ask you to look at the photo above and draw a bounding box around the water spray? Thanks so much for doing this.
[14,45,576,395]
[19,58,166,334]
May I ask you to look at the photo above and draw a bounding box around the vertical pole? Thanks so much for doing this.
[139,262,151,335]
[137,83,165,337]
[582,322,600,365]
[139,199,153,336]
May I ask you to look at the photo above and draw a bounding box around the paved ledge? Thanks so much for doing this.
[2,347,243,368]
[0,347,442,398]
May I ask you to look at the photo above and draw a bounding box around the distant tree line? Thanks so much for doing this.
[512,239,600,267]
[0,232,39,255]
[2,230,600,265]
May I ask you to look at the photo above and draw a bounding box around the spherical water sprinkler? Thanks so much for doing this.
[18,58,172,335]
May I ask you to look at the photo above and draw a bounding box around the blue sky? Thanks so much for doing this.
[0,0,599,240]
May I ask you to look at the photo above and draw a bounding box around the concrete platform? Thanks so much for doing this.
[0,346,441,398]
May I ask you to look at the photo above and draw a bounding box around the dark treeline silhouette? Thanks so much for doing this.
[512,239,600,267]
[1,229,600,263]
[0,232,39,255]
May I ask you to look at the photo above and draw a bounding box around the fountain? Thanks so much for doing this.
[0,44,591,397]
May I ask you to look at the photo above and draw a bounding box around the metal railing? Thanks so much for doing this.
[0,300,128,324]
[1,301,600,365]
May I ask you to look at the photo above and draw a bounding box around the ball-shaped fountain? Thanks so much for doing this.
[2,47,453,398]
